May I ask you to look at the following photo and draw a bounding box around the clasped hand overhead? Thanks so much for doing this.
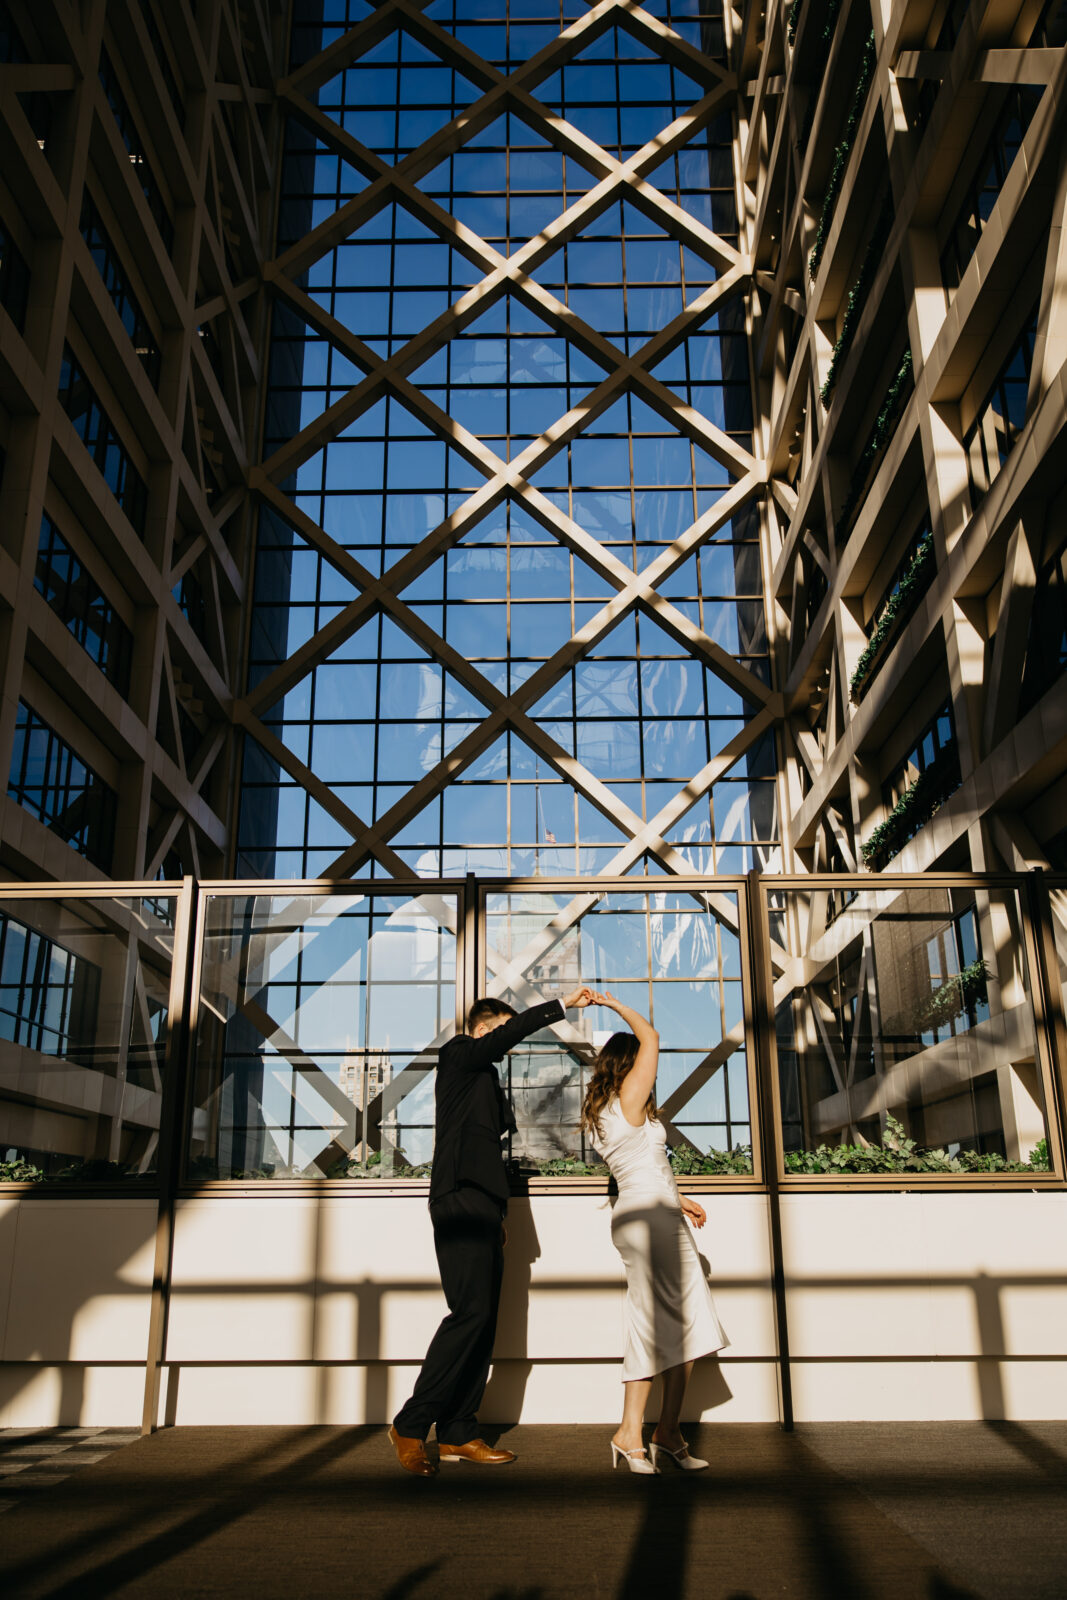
[560,985,595,1009]
[561,988,629,1013]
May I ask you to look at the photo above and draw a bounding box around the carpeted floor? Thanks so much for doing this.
[0,1422,1065,1600]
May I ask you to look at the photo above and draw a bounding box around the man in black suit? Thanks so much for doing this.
[388,988,591,1475]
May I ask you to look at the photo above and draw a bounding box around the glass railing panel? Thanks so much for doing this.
[0,892,178,1182]
[187,887,458,1179]
[768,881,1051,1175]
[483,885,753,1176]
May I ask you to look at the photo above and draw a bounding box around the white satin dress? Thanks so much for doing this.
[592,1098,728,1381]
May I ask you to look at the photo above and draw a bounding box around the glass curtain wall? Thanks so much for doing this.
[223,0,774,1179]
[0,892,178,1182]
[239,0,779,884]
[769,882,1053,1174]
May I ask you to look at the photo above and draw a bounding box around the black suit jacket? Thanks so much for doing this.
[429,1000,565,1203]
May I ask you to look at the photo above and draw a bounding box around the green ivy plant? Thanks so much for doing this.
[530,1147,757,1176]
[834,349,914,542]
[849,533,935,701]
[328,1149,433,1179]
[670,1143,755,1176]
[789,0,843,58]
[821,207,892,405]
[785,1114,1050,1174]
[535,1156,604,1176]
[860,740,960,869]
[53,1158,133,1182]
[0,1157,44,1182]
[886,959,988,1036]
[808,29,877,280]
[917,960,987,1032]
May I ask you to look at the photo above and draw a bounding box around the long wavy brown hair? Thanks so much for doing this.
[580,1032,657,1140]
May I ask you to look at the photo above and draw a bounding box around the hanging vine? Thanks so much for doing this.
[860,740,960,869]
[834,348,914,543]
[808,29,877,279]
[850,533,935,701]
[821,206,892,405]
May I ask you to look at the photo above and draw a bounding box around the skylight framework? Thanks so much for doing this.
[239,0,782,884]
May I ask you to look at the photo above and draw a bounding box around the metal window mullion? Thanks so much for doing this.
[141,874,198,1434]
[744,868,793,1429]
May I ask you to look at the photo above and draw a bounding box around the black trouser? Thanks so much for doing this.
[393,1184,505,1445]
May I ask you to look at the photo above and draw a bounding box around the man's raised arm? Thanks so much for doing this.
[450,989,593,1070]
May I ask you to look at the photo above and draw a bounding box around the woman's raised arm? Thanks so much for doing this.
[592,990,659,1127]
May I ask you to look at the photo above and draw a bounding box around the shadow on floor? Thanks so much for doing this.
[1,1422,1064,1600]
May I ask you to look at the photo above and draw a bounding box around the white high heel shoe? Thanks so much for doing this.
[611,1441,658,1474]
[649,1440,708,1472]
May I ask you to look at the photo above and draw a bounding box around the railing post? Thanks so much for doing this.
[746,870,794,1431]
[141,875,199,1434]
[1025,869,1067,1177]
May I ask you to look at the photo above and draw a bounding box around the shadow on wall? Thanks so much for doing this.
[2,1182,1067,1428]
[482,1198,541,1425]
[0,1189,160,1426]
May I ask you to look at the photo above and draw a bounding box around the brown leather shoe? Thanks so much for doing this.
[438,1438,516,1465]
[388,1425,435,1476]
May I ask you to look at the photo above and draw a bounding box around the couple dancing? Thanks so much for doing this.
[388,986,727,1477]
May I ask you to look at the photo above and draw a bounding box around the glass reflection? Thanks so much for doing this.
[189,892,457,1178]
[773,884,1051,1173]
[485,887,752,1172]
[0,895,176,1181]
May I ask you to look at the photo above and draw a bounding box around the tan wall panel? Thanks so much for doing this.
[167,1194,774,1364]
[2,1188,1066,1423]
[163,1357,777,1426]
[914,1194,1067,1358]
[782,1193,943,1357]
[781,1193,1067,1361]
[167,1197,352,1362]
[0,1362,145,1427]
[791,1357,1067,1423]
[790,1360,990,1422]
[1,1199,156,1361]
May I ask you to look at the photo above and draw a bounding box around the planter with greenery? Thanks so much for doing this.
[0,1155,154,1183]
[918,959,988,1032]
[327,1149,432,1179]
[849,532,935,702]
[523,1145,756,1177]
[808,29,876,280]
[834,349,914,542]
[0,1157,44,1182]
[670,1143,755,1176]
[784,1115,1050,1174]
[534,1156,604,1176]
[860,739,960,870]
[888,959,988,1036]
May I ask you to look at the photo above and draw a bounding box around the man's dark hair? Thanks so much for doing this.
[467,998,517,1033]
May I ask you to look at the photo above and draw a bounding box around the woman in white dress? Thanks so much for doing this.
[581,991,727,1474]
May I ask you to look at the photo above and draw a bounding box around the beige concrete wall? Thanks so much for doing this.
[0,1197,157,1426]
[783,1192,1067,1420]
[2,1191,1067,1425]
[162,1194,779,1425]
